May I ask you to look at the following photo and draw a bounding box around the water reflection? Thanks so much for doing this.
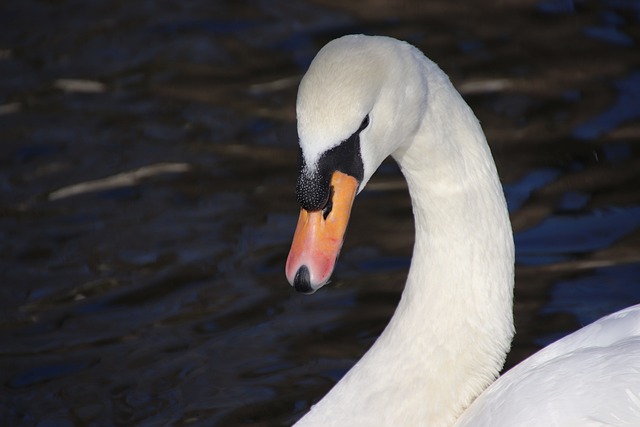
[1,0,639,425]
[516,205,640,264]
[573,71,640,140]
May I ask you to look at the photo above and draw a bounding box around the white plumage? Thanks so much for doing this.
[456,305,640,426]
[289,34,640,427]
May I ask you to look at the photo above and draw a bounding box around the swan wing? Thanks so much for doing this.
[455,304,640,427]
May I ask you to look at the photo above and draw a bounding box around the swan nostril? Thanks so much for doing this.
[322,185,334,220]
[293,266,315,294]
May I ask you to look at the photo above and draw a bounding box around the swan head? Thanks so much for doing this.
[285,35,428,293]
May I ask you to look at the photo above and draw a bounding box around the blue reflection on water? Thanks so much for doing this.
[557,191,589,211]
[539,263,640,345]
[573,71,640,140]
[503,169,560,213]
[584,26,634,46]
[516,206,640,265]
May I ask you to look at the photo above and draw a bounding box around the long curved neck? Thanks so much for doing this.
[295,62,514,427]
[389,66,515,425]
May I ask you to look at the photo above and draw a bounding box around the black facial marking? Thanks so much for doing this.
[296,115,369,211]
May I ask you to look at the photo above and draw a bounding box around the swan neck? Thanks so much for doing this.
[386,76,515,424]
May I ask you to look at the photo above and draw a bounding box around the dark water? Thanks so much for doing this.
[2,0,640,425]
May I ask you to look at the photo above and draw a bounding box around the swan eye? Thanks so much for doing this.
[358,115,370,133]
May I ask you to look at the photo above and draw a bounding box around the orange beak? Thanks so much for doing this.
[285,171,359,293]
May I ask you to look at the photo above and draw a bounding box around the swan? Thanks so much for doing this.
[284,34,640,427]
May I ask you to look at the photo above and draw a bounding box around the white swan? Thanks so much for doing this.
[284,34,640,427]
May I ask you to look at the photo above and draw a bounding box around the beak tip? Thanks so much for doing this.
[293,265,316,294]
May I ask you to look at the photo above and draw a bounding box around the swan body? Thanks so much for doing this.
[456,305,640,426]
[285,34,640,427]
